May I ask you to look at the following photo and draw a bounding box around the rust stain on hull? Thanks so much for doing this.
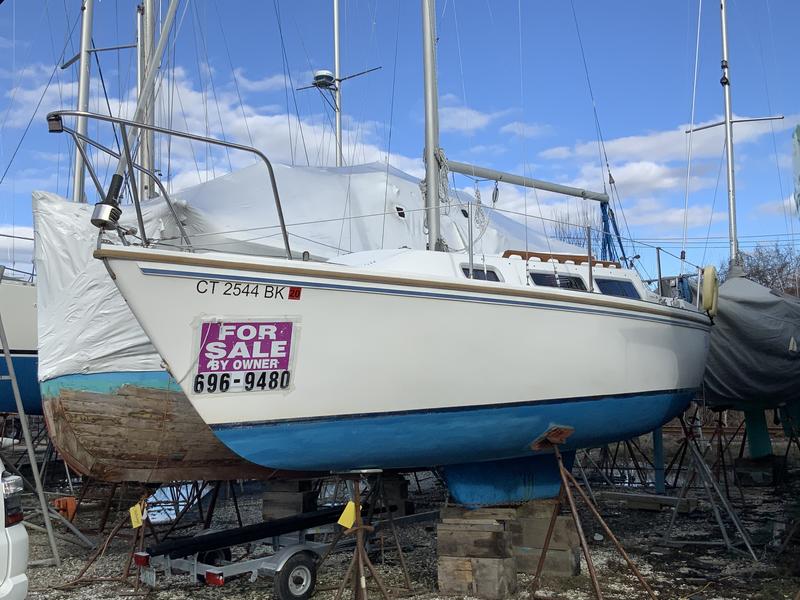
[42,384,290,483]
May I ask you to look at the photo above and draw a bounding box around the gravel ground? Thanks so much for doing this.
[23,465,800,600]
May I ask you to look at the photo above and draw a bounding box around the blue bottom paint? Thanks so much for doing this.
[443,452,575,506]
[213,390,693,473]
[40,370,178,398]
[0,355,42,415]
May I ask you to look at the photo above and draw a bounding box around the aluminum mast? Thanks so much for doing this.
[421,0,443,251]
[333,0,343,167]
[720,0,739,265]
[137,0,157,198]
[72,0,94,203]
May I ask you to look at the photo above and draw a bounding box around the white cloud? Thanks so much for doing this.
[499,121,549,139]
[438,95,508,134]
[233,69,288,93]
[757,195,797,217]
[539,114,800,164]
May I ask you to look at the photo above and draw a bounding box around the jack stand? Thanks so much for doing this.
[661,417,758,560]
[532,439,656,600]
[331,475,392,600]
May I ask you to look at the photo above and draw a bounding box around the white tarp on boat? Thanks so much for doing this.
[33,162,583,381]
[703,271,800,410]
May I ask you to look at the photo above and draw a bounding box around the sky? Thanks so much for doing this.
[0,0,798,279]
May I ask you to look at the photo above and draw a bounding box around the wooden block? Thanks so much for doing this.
[437,525,513,558]
[510,516,579,550]
[515,546,580,576]
[438,556,517,600]
[441,506,518,522]
[515,499,559,519]
[439,518,505,531]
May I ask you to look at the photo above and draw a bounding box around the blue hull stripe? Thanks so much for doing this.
[210,389,693,472]
[139,266,709,332]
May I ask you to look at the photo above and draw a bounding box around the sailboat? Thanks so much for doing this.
[701,0,800,459]
[68,0,711,504]
[36,1,584,484]
[0,274,42,415]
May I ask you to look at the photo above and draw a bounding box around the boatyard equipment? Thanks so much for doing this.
[531,428,657,600]
[136,506,341,598]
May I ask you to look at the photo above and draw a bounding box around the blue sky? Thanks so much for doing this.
[1,0,798,277]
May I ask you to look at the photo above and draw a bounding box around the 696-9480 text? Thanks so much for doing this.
[193,370,291,394]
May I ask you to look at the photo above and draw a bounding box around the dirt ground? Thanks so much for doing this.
[23,451,800,600]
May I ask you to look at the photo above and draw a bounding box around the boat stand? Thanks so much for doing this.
[0,269,61,566]
[532,440,657,600]
[661,417,758,560]
[317,472,412,600]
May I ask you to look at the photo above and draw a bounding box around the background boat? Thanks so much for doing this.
[0,276,42,416]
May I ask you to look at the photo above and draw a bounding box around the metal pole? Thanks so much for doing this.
[653,428,665,494]
[421,0,442,251]
[697,266,703,308]
[467,201,474,278]
[0,282,60,566]
[108,0,179,187]
[333,0,343,167]
[586,226,594,291]
[720,0,739,265]
[138,0,156,198]
[656,247,663,296]
[72,0,94,203]
[448,160,609,203]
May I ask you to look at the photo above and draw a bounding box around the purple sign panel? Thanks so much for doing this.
[198,321,293,374]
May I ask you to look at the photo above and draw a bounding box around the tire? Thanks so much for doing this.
[274,552,317,600]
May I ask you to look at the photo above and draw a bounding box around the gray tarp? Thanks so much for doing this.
[704,272,800,410]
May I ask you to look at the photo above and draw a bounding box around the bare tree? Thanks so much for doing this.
[549,203,605,252]
[719,243,800,294]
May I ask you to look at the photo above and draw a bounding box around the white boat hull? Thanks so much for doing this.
[99,246,710,472]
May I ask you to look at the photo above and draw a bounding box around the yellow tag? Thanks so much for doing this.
[129,503,143,529]
[337,501,356,528]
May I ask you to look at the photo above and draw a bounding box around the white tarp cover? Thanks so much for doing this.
[703,272,800,410]
[33,162,583,381]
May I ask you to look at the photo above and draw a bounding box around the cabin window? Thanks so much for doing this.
[596,278,641,299]
[460,208,469,218]
[462,267,500,282]
[530,272,587,291]
[395,206,406,218]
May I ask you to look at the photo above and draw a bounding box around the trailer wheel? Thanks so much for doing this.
[275,553,316,600]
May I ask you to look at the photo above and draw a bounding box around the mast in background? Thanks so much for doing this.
[137,0,156,198]
[719,0,739,266]
[333,0,343,167]
[72,0,94,203]
[421,0,443,251]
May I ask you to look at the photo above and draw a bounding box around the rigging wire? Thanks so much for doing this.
[0,6,81,189]
[681,0,702,274]
[273,0,310,166]
[568,0,636,259]
[379,4,402,250]
[192,1,233,173]
[214,1,254,149]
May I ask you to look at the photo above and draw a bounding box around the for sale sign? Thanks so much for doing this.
[193,320,295,394]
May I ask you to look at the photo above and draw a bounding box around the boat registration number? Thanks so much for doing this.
[194,320,296,394]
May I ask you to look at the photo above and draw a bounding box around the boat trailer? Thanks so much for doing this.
[134,506,342,600]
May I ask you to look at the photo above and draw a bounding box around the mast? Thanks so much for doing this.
[72,0,94,203]
[333,0,343,167]
[137,0,157,198]
[421,0,443,251]
[720,0,739,265]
